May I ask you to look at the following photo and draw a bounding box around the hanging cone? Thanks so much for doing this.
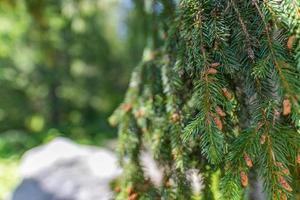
[171,112,181,123]
[282,99,292,116]
[213,116,223,130]
[278,176,292,192]
[287,35,296,50]
[128,193,138,200]
[122,103,132,112]
[244,153,253,168]
[296,154,300,164]
[207,68,218,74]
[216,106,226,117]
[135,109,145,118]
[211,62,221,68]
[260,134,266,144]
[240,171,248,187]
[222,88,233,100]
[127,186,134,195]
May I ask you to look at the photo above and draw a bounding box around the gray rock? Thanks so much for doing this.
[10,137,122,200]
[10,137,165,200]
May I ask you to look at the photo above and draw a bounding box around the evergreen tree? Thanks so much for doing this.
[110,0,300,199]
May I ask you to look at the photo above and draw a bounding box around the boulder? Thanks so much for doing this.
[10,137,122,200]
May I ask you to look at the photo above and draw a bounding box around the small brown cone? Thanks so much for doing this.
[279,190,288,200]
[280,194,287,200]
[128,193,138,200]
[211,62,221,68]
[240,171,248,187]
[276,162,284,167]
[213,116,223,130]
[278,176,293,192]
[135,109,145,118]
[244,154,253,168]
[282,168,290,175]
[287,35,296,50]
[296,154,300,164]
[276,162,290,175]
[260,134,266,144]
[283,99,292,116]
[222,88,233,100]
[207,68,218,75]
[171,113,180,123]
[165,181,172,188]
[127,187,134,195]
[216,106,226,117]
[115,186,121,193]
[122,103,132,112]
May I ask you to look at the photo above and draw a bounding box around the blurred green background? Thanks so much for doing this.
[0,0,146,198]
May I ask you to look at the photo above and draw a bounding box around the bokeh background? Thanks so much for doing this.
[0,0,147,198]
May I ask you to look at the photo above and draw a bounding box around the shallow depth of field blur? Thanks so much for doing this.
[0,0,146,198]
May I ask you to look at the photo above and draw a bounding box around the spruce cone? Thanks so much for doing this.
[171,113,180,123]
[296,154,300,164]
[244,154,253,168]
[216,106,226,117]
[207,68,218,74]
[211,62,221,68]
[282,99,291,116]
[128,193,138,200]
[122,103,132,112]
[287,35,296,50]
[278,176,292,192]
[240,171,248,187]
[213,116,223,130]
[260,134,266,145]
[222,88,233,100]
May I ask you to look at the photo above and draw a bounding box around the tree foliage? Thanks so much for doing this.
[0,0,134,150]
[110,0,300,199]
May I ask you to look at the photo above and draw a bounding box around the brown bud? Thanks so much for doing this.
[244,154,253,168]
[276,190,288,200]
[287,35,296,50]
[213,116,223,130]
[278,176,293,192]
[222,88,233,100]
[211,62,221,68]
[276,162,284,167]
[171,113,180,123]
[122,103,132,112]
[297,154,300,164]
[240,171,248,187]
[274,109,281,118]
[207,68,218,75]
[115,186,121,193]
[256,122,264,132]
[283,99,292,116]
[127,187,134,195]
[135,109,145,118]
[128,193,138,200]
[165,181,172,188]
[282,168,290,175]
[260,134,266,144]
[216,106,226,117]
[276,162,290,175]
[280,192,287,200]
